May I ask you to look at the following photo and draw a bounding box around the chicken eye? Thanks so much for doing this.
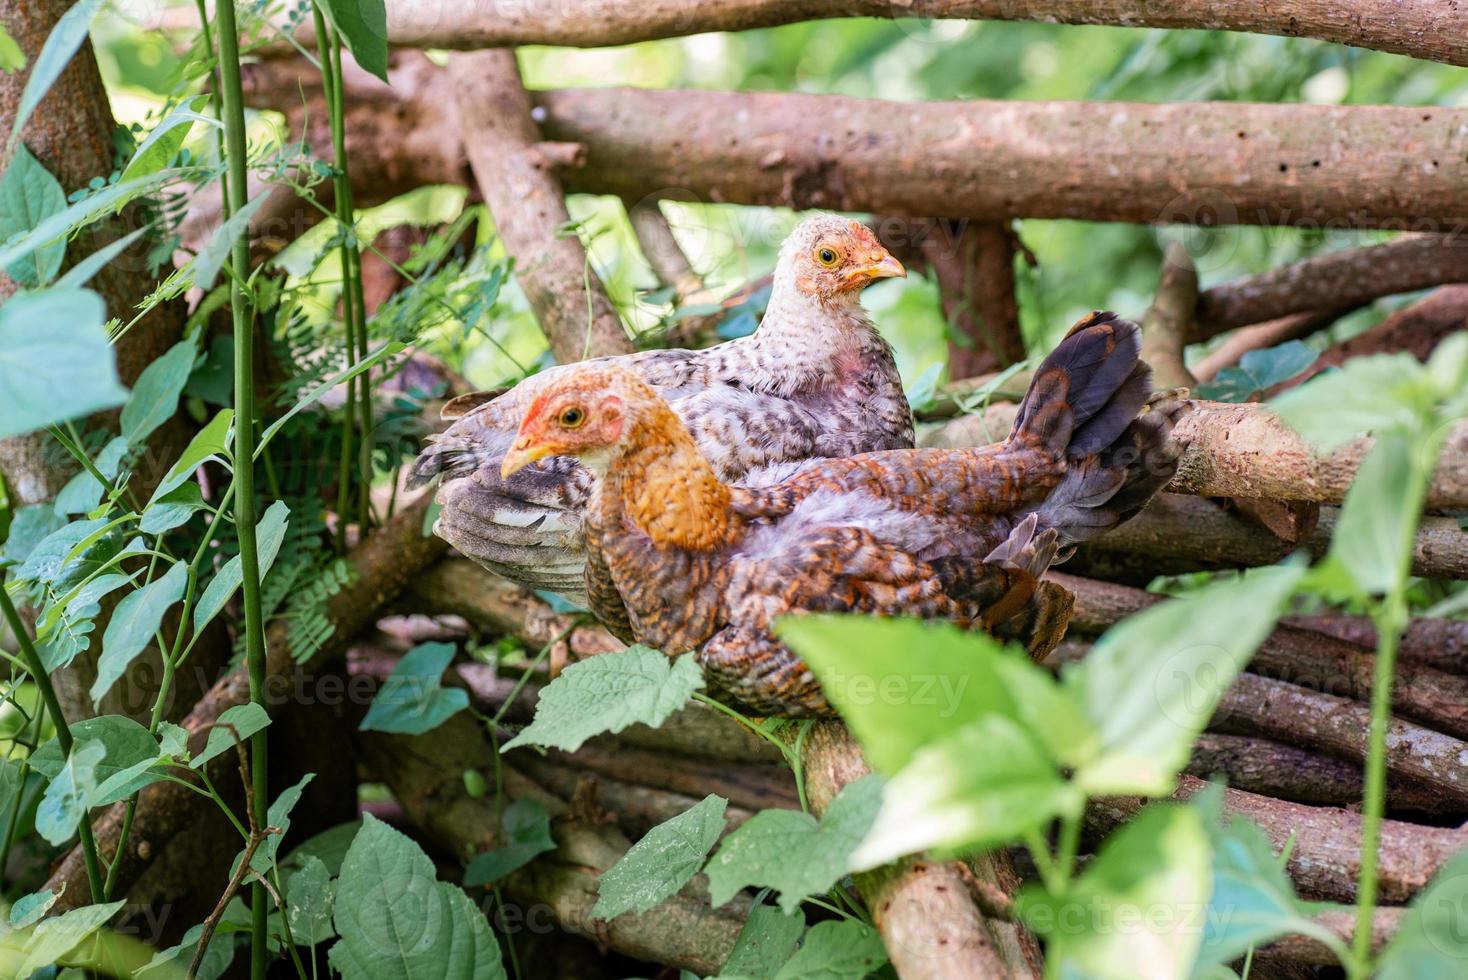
[559,406,586,428]
[815,246,840,267]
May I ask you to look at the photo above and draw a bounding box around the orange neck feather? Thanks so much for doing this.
[603,400,739,552]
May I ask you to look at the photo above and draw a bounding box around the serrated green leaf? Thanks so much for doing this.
[120,338,197,447]
[329,814,506,980]
[1019,804,1211,980]
[1072,565,1305,797]
[150,407,233,503]
[193,500,290,633]
[773,919,886,980]
[1377,849,1468,979]
[191,193,270,290]
[35,739,105,845]
[464,798,556,886]
[17,898,125,976]
[318,0,390,82]
[191,703,270,771]
[0,144,67,286]
[592,794,726,920]
[707,777,881,913]
[850,716,1077,871]
[90,560,188,704]
[0,288,127,441]
[502,646,703,753]
[359,641,469,734]
[777,616,1093,774]
[721,902,805,978]
[7,0,104,144]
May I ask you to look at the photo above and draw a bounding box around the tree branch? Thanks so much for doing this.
[286,0,1468,68]
[1139,242,1199,389]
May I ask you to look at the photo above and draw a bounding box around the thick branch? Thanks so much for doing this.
[448,50,633,362]
[923,402,1468,509]
[538,88,1468,229]
[1194,235,1468,340]
[289,0,1468,68]
[47,495,448,909]
[1088,776,1466,904]
[1139,242,1199,389]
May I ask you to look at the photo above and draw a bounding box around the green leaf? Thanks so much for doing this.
[120,338,196,447]
[0,24,24,73]
[0,144,67,286]
[284,855,337,946]
[463,798,556,886]
[850,716,1078,870]
[31,714,164,806]
[1019,804,1211,980]
[1377,849,1468,979]
[2,504,65,566]
[7,0,104,144]
[191,193,270,290]
[0,169,174,276]
[138,481,205,535]
[90,560,188,704]
[190,702,271,771]
[359,641,469,734]
[707,777,882,914]
[1193,341,1317,402]
[16,899,125,976]
[184,334,234,405]
[318,0,390,82]
[1271,353,1432,451]
[136,898,248,979]
[239,773,315,875]
[1072,565,1305,796]
[150,407,233,502]
[1192,796,1339,971]
[1314,433,1426,597]
[281,820,361,878]
[772,919,886,980]
[53,436,127,516]
[35,738,105,845]
[16,517,109,584]
[329,813,506,980]
[53,226,146,290]
[121,96,213,183]
[592,794,727,920]
[502,645,704,753]
[0,288,127,440]
[193,499,291,633]
[10,888,61,929]
[721,903,805,978]
[777,616,1093,774]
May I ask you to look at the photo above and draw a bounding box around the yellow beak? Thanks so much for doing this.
[847,253,906,287]
[501,439,553,479]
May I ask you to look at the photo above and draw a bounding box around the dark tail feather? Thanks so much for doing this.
[1008,312,1187,546]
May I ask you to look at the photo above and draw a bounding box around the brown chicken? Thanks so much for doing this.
[408,215,915,601]
[500,312,1187,716]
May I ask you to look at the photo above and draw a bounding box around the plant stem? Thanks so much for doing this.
[0,582,105,904]
[1351,591,1407,974]
[0,696,45,882]
[212,2,270,976]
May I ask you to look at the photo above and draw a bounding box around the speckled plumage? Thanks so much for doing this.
[409,215,915,600]
[501,312,1187,716]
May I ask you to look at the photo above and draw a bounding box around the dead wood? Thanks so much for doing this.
[1139,243,1200,389]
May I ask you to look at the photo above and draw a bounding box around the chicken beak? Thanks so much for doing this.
[501,438,553,479]
[846,253,906,288]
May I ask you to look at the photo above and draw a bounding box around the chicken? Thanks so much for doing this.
[500,312,1186,716]
[408,214,915,601]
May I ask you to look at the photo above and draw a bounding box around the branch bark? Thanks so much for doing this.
[538,88,1468,229]
[1194,235,1468,340]
[1139,242,1199,389]
[448,50,633,363]
[288,0,1468,68]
